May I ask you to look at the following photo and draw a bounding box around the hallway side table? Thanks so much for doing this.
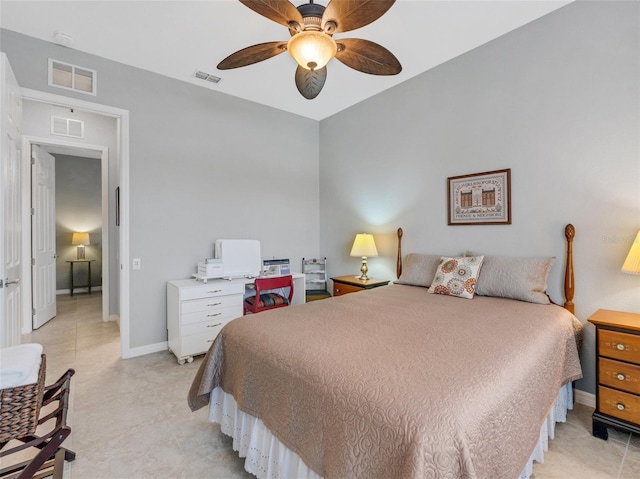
[66,259,95,296]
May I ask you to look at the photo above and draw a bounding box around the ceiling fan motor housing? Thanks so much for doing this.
[297,2,325,19]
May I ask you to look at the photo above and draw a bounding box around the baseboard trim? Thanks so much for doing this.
[56,287,102,295]
[574,389,596,408]
[122,341,168,359]
[108,314,120,325]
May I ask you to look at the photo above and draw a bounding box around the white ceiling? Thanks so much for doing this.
[0,0,572,120]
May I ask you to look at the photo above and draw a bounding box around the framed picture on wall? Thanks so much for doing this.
[115,187,120,226]
[447,169,511,225]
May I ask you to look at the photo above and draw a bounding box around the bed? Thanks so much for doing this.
[189,225,583,479]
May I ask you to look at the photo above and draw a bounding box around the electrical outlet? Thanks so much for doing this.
[132,258,141,270]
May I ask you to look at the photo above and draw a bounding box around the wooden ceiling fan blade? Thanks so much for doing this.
[217,41,288,70]
[322,0,395,34]
[295,66,327,99]
[239,0,302,28]
[335,38,401,75]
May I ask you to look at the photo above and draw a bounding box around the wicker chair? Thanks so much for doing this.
[0,354,75,479]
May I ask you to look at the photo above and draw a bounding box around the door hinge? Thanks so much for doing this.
[31,208,35,216]
[31,157,35,165]
[31,258,35,266]
[32,308,36,316]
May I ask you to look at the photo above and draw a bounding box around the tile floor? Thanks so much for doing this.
[6,292,640,478]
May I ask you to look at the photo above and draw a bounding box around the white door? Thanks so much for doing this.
[0,54,23,348]
[31,145,56,329]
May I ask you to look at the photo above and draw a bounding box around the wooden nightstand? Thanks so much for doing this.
[331,275,389,297]
[588,309,640,440]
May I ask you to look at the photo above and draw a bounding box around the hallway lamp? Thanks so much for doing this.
[350,233,378,281]
[622,231,640,275]
[72,232,90,260]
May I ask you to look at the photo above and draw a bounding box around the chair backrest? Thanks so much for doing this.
[254,275,294,304]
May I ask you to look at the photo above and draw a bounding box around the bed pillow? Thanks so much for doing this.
[474,256,555,304]
[427,256,484,299]
[395,254,443,288]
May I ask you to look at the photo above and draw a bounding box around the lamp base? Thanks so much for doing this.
[77,246,85,260]
[358,257,369,281]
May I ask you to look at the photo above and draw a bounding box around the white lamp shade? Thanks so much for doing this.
[350,234,378,258]
[71,232,90,246]
[622,230,640,275]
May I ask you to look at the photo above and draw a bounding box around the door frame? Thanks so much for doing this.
[20,88,131,359]
[24,137,109,326]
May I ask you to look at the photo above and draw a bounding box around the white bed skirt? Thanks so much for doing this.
[209,383,573,479]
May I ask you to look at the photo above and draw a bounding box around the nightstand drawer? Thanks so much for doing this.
[599,357,640,395]
[598,386,640,424]
[333,282,362,296]
[598,329,640,363]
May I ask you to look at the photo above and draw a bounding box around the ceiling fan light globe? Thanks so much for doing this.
[287,31,337,71]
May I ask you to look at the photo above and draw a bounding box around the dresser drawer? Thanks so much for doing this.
[180,329,223,357]
[180,282,244,301]
[181,295,243,315]
[598,329,640,363]
[182,317,233,337]
[598,386,640,424]
[181,305,242,326]
[599,357,640,395]
[333,282,362,296]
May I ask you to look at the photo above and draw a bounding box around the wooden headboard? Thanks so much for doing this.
[395,224,576,313]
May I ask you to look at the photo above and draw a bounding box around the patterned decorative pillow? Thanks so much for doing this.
[245,293,289,308]
[427,256,485,299]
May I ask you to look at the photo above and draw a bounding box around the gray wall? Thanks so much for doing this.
[21,101,119,313]
[1,29,320,349]
[319,0,640,395]
[55,154,102,291]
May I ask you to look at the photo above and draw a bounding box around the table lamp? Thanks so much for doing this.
[350,233,378,281]
[71,232,90,260]
[622,230,640,275]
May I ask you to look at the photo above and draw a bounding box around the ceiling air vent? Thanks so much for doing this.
[48,59,97,95]
[194,70,221,84]
[51,116,84,138]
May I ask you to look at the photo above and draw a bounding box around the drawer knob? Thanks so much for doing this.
[616,343,626,351]
[207,312,222,317]
[208,289,222,294]
[207,302,222,307]
[617,373,626,381]
[616,403,626,411]
[207,322,222,328]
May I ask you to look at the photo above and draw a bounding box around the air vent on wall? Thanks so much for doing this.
[48,59,97,95]
[51,116,84,138]
[194,70,221,84]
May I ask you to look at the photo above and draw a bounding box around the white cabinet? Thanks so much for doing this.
[167,279,244,364]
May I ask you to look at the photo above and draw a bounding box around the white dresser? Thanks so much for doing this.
[167,279,244,364]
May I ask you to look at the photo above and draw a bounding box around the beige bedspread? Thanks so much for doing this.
[189,284,582,479]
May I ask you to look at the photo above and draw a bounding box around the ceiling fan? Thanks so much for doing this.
[217,0,402,99]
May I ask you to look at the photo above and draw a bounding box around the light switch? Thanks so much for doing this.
[132,258,141,270]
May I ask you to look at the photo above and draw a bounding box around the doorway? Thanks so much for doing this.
[28,140,108,329]
[19,88,131,359]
